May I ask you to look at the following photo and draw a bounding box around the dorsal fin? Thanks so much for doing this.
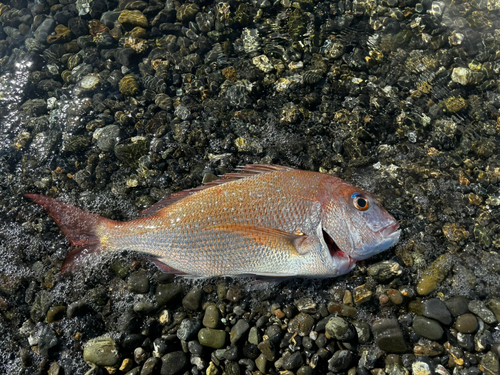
[140,164,294,216]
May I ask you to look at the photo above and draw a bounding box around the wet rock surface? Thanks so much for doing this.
[0,0,500,373]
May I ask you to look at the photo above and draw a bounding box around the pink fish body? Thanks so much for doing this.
[26,165,400,277]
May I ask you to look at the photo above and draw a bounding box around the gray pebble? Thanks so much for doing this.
[134,347,148,364]
[188,340,203,355]
[248,326,260,345]
[413,316,444,340]
[445,296,470,317]
[155,283,182,307]
[468,300,498,325]
[177,319,201,341]
[230,319,250,345]
[372,319,408,353]
[457,332,474,351]
[95,125,120,152]
[203,304,220,329]
[255,354,267,373]
[352,320,371,344]
[160,351,187,375]
[282,352,304,370]
[295,297,317,313]
[140,356,158,375]
[422,298,452,325]
[325,316,355,341]
[297,365,314,375]
[182,288,203,310]
[328,350,354,372]
[128,269,150,294]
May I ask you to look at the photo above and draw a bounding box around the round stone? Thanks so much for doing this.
[83,336,120,367]
[455,314,478,333]
[325,317,354,341]
[198,328,227,349]
[287,312,315,336]
[422,298,452,325]
[413,316,444,340]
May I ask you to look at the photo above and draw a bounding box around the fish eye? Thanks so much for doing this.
[351,193,369,211]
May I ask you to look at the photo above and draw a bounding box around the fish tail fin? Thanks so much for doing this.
[25,194,113,273]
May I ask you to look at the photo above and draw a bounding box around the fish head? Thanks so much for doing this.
[319,179,400,262]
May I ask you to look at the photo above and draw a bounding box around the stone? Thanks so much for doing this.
[127,269,149,294]
[182,288,203,310]
[325,316,355,341]
[372,319,407,353]
[282,352,304,370]
[198,328,226,349]
[422,298,452,325]
[83,336,120,367]
[445,296,470,317]
[287,312,315,336]
[203,304,220,329]
[160,351,187,375]
[413,316,444,340]
[230,319,250,345]
[328,350,354,372]
[455,314,478,333]
[155,283,182,306]
[468,300,498,325]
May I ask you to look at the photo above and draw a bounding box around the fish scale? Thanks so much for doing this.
[25,164,401,277]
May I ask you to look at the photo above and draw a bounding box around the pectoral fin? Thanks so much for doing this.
[204,224,317,255]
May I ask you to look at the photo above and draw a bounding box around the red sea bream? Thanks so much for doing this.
[26,164,400,277]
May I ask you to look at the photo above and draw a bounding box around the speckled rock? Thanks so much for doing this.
[487,299,500,322]
[325,316,355,341]
[94,125,120,152]
[177,319,201,341]
[282,352,304,370]
[480,352,499,375]
[287,312,315,336]
[468,300,497,324]
[83,336,120,367]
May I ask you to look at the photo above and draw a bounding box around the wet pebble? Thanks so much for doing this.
[413,316,444,341]
[373,319,407,353]
[480,352,499,375]
[141,356,159,375]
[367,260,403,281]
[282,352,303,370]
[155,283,182,306]
[468,300,497,324]
[422,298,452,325]
[328,350,354,372]
[127,269,149,294]
[83,336,120,367]
[182,288,202,310]
[203,304,220,329]
[417,254,453,296]
[177,319,201,341]
[118,10,149,28]
[325,316,355,341]
[445,296,470,317]
[160,351,187,375]
[287,312,315,336]
[230,319,250,344]
[198,328,226,349]
[94,125,120,152]
[455,314,478,333]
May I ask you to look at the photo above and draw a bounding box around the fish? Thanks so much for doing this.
[25,164,400,277]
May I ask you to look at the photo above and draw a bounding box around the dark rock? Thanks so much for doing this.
[230,319,250,345]
[445,296,470,317]
[177,319,201,341]
[288,312,315,336]
[160,351,187,375]
[413,316,444,340]
[182,288,203,310]
[155,283,182,306]
[282,352,304,370]
[127,269,150,294]
[372,319,408,353]
[422,298,452,325]
[328,350,354,372]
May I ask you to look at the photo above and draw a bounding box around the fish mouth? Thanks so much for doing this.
[323,229,349,260]
[380,222,400,239]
